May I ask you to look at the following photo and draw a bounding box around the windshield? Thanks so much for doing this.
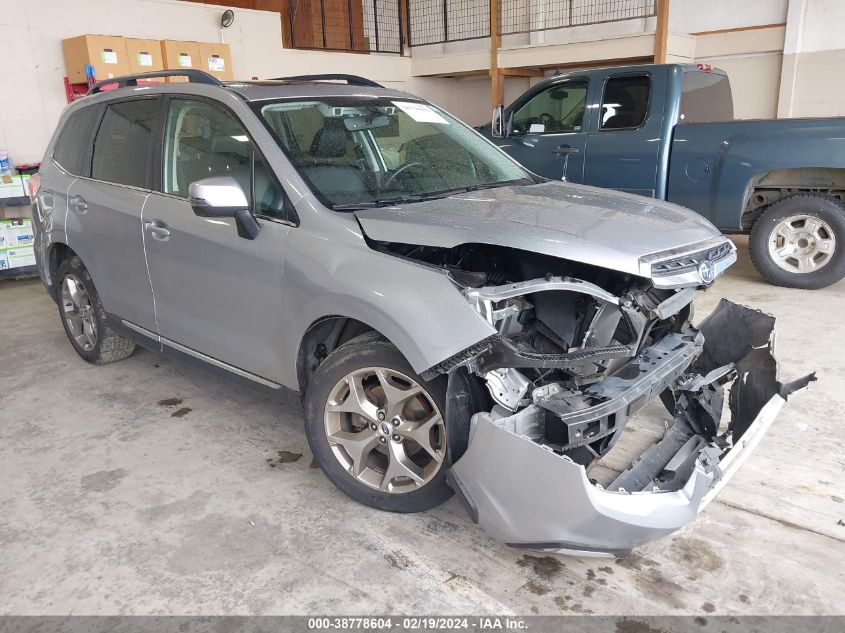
[257,97,534,209]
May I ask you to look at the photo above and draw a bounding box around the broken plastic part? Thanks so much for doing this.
[447,300,815,554]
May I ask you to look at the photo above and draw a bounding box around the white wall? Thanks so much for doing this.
[670,0,787,33]
[0,0,284,163]
[0,0,492,164]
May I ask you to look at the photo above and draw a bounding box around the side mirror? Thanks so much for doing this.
[492,105,513,139]
[492,105,505,138]
[188,176,260,240]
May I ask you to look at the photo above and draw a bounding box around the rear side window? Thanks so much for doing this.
[600,75,651,130]
[680,71,734,122]
[92,99,159,188]
[53,105,101,176]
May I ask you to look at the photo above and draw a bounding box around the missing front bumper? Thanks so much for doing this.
[448,300,815,556]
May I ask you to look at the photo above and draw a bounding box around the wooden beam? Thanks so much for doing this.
[690,22,785,36]
[653,0,670,63]
[500,68,544,77]
[399,0,410,51]
[490,0,504,109]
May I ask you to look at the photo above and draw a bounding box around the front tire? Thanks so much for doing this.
[56,256,136,364]
[749,194,845,289]
[304,333,454,513]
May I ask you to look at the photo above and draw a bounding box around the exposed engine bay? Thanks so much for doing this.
[375,240,816,554]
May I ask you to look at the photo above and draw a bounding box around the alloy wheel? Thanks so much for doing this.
[323,367,446,494]
[61,274,98,352]
[768,214,836,274]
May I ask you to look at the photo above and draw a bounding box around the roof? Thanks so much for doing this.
[222,80,416,102]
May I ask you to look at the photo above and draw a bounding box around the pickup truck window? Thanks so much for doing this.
[680,71,734,123]
[600,75,650,130]
[511,81,588,135]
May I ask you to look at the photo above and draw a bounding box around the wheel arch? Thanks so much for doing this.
[46,242,79,301]
[296,315,400,397]
[741,167,845,231]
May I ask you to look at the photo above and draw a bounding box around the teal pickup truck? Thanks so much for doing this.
[483,63,845,289]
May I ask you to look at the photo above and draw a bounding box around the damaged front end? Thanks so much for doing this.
[432,271,814,556]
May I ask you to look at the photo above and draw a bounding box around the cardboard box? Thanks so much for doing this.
[2,218,34,249]
[198,42,233,81]
[125,38,164,76]
[0,175,26,200]
[63,35,129,83]
[0,249,7,270]
[5,246,36,269]
[160,40,201,82]
[6,246,35,270]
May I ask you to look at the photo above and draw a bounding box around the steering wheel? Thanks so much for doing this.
[382,162,428,191]
[539,113,558,131]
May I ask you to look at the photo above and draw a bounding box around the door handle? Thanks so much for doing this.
[69,195,88,214]
[144,219,171,241]
[552,146,580,182]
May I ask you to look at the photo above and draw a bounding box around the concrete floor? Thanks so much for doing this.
[1,235,843,616]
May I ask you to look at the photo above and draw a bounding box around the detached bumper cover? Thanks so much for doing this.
[449,300,815,555]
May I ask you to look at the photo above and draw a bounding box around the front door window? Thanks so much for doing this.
[511,81,588,135]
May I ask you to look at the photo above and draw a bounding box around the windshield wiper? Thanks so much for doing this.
[331,178,536,211]
[333,194,425,211]
[427,178,539,198]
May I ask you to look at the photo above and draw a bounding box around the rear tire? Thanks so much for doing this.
[749,194,845,289]
[56,256,136,364]
[304,333,455,513]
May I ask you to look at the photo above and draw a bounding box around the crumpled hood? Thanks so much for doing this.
[355,181,723,277]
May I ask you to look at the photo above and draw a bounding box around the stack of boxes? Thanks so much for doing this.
[0,218,35,273]
[62,34,233,94]
[0,161,35,275]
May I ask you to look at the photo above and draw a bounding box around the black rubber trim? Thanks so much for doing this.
[446,468,478,523]
[88,70,221,94]
[270,74,383,88]
[506,541,633,558]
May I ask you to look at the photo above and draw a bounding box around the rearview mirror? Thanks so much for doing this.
[344,114,391,132]
[189,176,260,240]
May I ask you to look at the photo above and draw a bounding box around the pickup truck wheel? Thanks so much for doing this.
[749,194,845,289]
[303,333,455,513]
[56,256,136,364]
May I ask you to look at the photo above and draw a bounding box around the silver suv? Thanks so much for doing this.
[32,71,812,556]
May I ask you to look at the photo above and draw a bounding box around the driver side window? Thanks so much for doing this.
[512,81,588,135]
[162,98,293,222]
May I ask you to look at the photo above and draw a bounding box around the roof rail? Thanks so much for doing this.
[87,70,222,94]
[271,74,384,88]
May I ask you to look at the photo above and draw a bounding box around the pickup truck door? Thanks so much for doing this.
[582,70,668,197]
[494,78,590,182]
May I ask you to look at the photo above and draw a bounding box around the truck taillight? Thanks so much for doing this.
[697,63,713,72]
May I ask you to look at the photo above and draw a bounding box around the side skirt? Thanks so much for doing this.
[105,313,289,396]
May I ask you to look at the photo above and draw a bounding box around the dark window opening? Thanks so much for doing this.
[92,99,158,188]
[600,75,651,130]
[53,105,101,177]
[680,71,734,123]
